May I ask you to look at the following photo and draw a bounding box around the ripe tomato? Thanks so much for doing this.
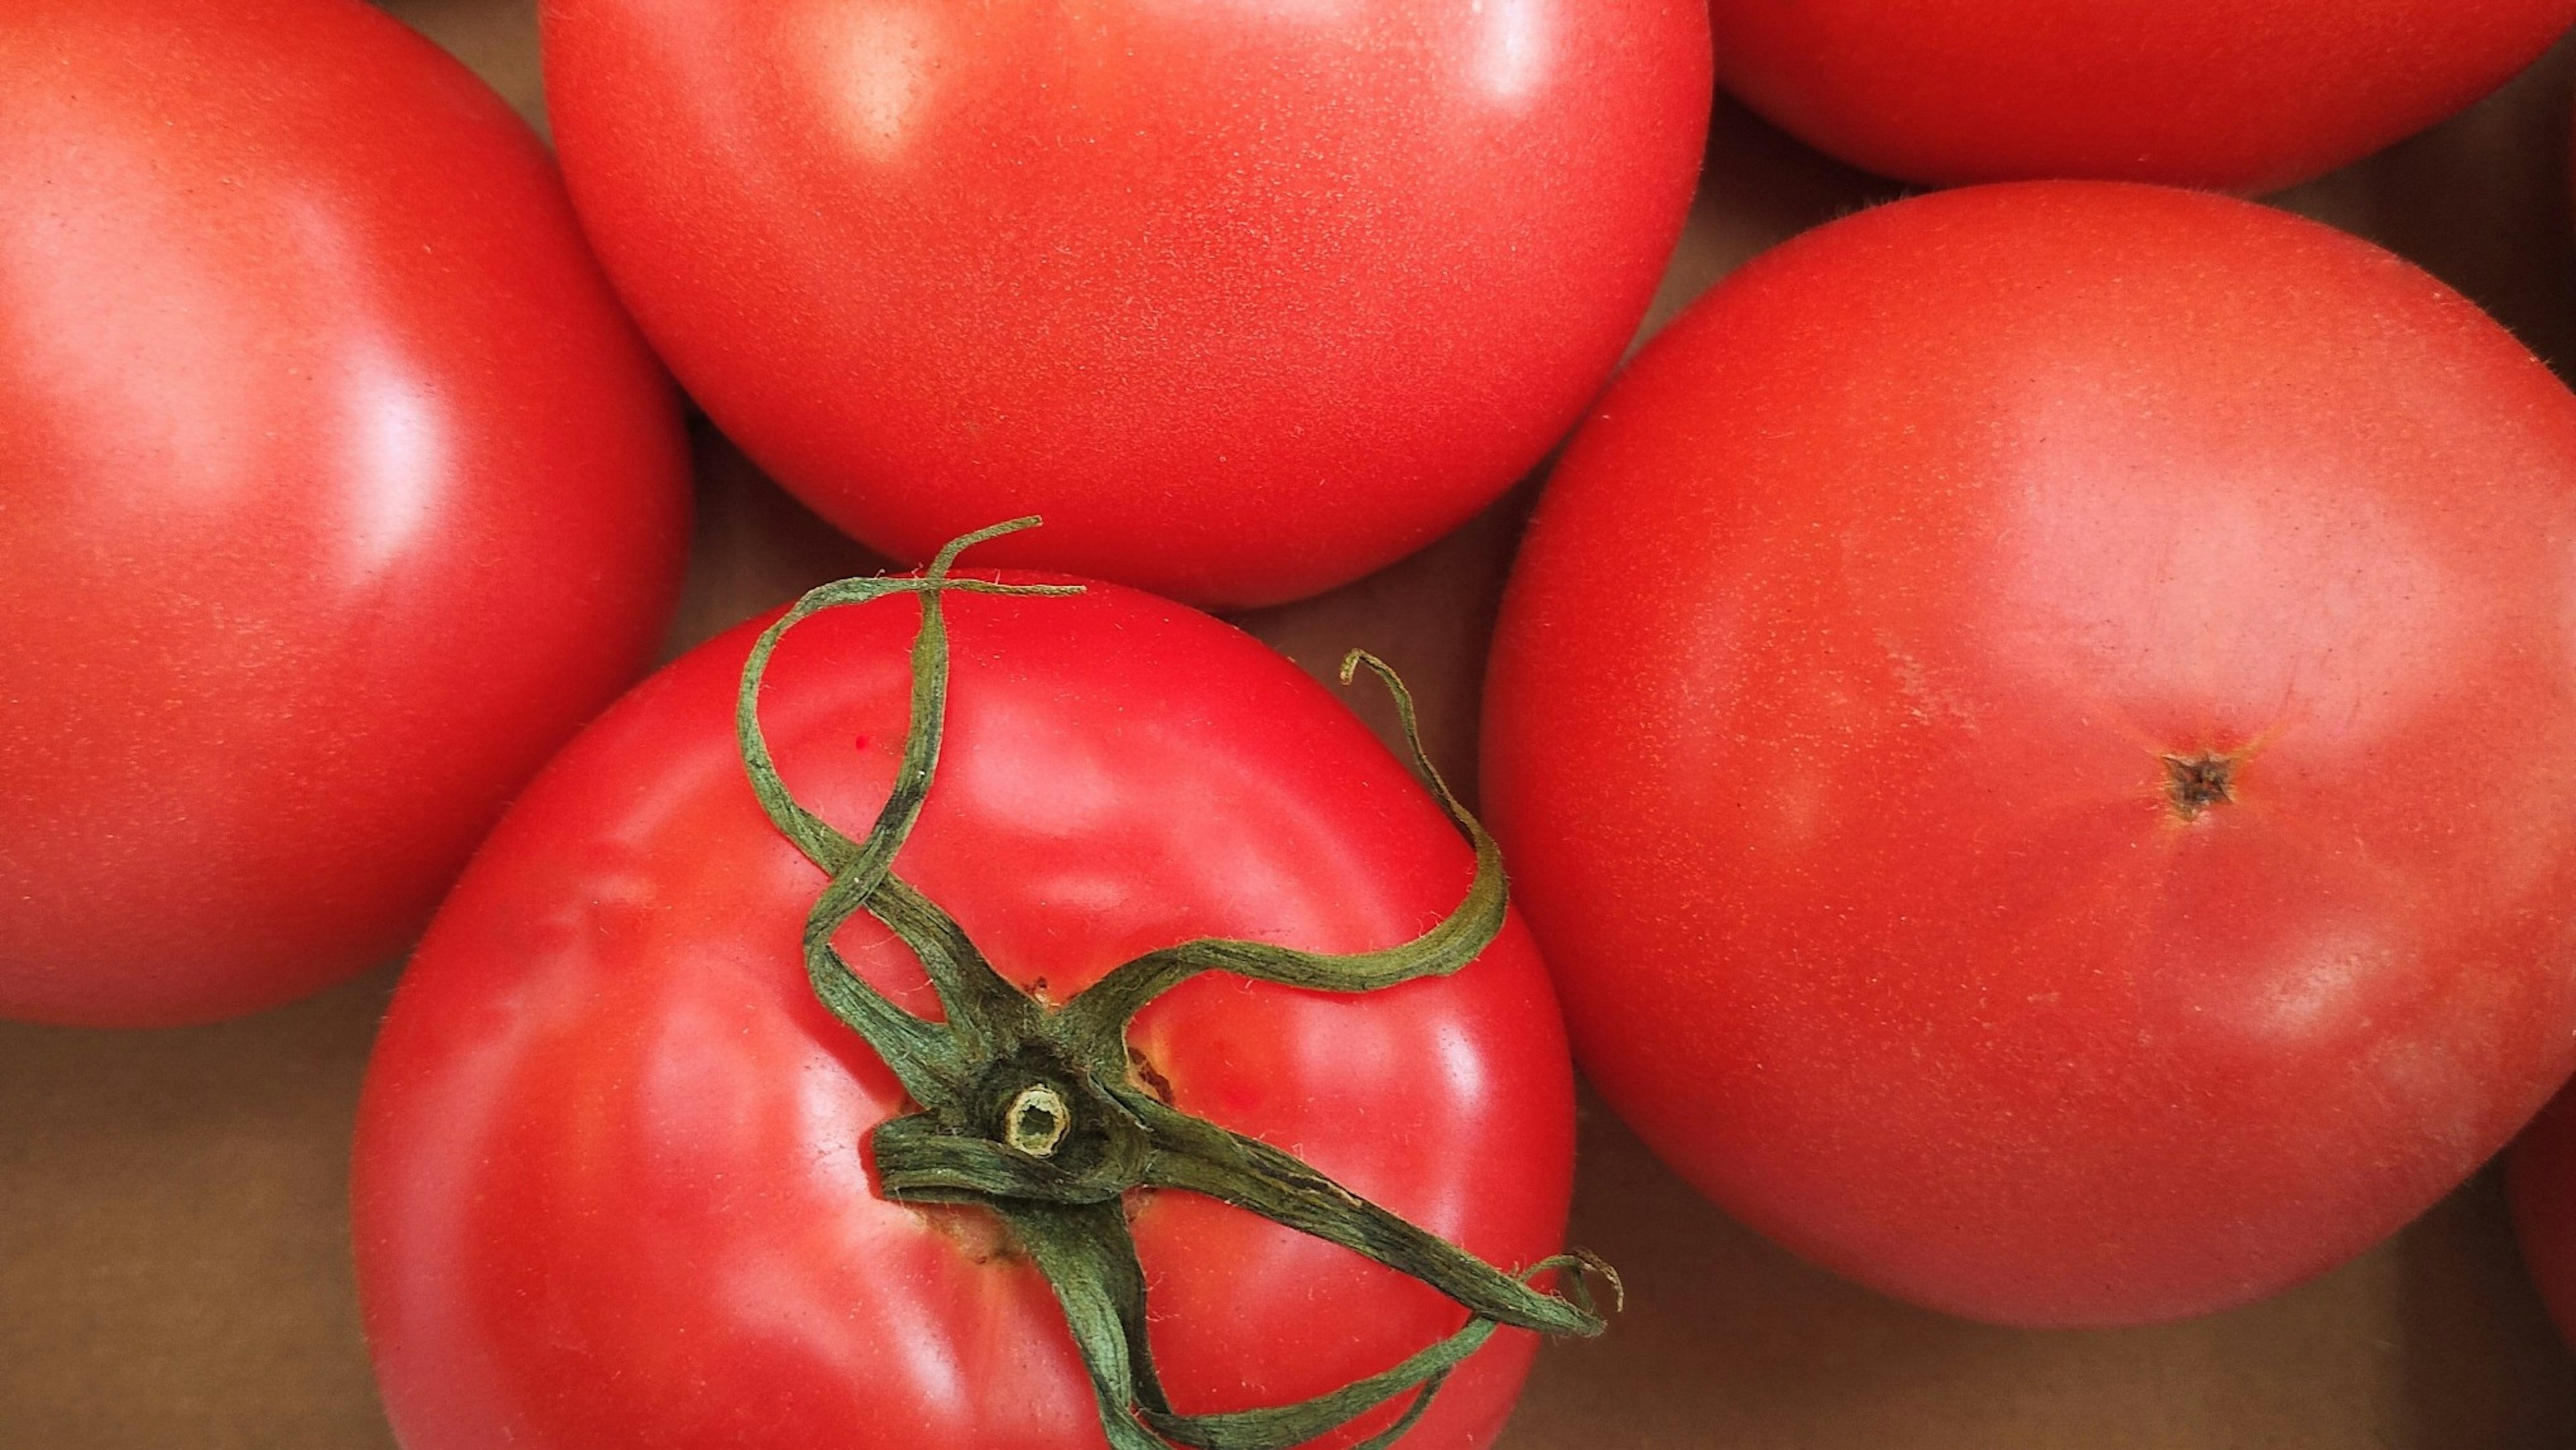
[536,0,1710,608]
[2512,1088,2576,1351]
[1707,0,2576,191]
[0,0,689,1027]
[1483,182,2576,1327]
[354,568,1577,1447]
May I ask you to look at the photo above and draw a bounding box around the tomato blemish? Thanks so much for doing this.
[1126,1045,1177,1106]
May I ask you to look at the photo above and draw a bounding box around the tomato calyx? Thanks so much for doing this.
[736,519,1615,1450]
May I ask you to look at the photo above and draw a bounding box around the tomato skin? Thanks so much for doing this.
[1483,182,2576,1327]
[1708,0,2576,191]
[537,0,1709,608]
[2512,1088,2576,1351]
[0,0,689,1027]
[353,577,1574,1448]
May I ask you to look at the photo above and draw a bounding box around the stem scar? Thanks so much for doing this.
[2161,750,2238,821]
[1004,1082,1073,1157]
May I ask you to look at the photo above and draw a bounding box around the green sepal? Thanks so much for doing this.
[736,523,1615,1450]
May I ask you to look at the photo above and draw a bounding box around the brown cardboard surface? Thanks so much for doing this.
[9,2,2576,1445]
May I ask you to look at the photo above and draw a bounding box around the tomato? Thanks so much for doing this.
[0,0,689,1028]
[1483,181,2576,1327]
[1707,0,2576,192]
[353,564,1578,1447]
[2512,1087,2576,1351]
[535,0,1710,608]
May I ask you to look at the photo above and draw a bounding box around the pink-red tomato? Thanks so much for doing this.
[1483,182,2576,1327]
[354,576,1575,1447]
[1707,0,2576,191]
[2512,1087,2576,1351]
[537,0,1710,607]
[0,0,689,1027]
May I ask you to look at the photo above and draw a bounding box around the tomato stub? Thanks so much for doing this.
[355,573,1577,1447]
[1485,182,2576,1327]
[2512,1086,2576,1353]
[0,0,688,1027]
[1707,0,2576,191]
[537,0,1710,606]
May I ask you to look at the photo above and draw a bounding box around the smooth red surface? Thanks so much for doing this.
[537,0,1709,607]
[1483,183,2576,1327]
[0,0,689,1027]
[1708,0,2576,191]
[2512,1088,2576,1351]
[354,579,1576,1448]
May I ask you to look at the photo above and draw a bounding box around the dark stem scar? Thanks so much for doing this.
[2161,751,2237,821]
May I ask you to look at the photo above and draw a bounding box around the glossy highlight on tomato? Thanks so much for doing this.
[1485,181,2576,1327]
[1707,0,2576,191]
[354,574,1575,1447]
[0,0,690,1027]
[538,0,1711,607]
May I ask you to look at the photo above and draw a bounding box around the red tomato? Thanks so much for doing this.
[353,574,1576,1447]
[536,0,1710,607]
[2512,1088,2576,1351]
[0,0,689,1027]
[1707,0,2576,191]
[1483,182,2576,1327]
